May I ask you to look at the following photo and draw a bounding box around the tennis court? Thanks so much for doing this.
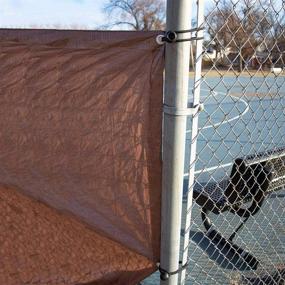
[185,75,285,182]
[184,75,285,285]
[144,74,285,284]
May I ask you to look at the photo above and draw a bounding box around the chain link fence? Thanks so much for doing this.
[182,0,285,284]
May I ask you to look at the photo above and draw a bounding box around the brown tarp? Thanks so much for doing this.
[0,29,164,284]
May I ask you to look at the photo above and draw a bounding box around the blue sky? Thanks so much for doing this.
[0,0,107,29]
[0,0,235,30]
[1,0,279,30]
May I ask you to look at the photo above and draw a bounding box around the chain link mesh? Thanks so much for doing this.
[182,0,285,284]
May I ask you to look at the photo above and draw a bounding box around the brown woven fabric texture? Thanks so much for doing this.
[0,29,164,284]
[0,185,155,285]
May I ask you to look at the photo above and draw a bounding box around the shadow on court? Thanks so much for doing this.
[188,231,257,271]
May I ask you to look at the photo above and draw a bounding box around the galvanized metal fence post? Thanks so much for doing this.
[160,0,192,285]
[180,0,205,284]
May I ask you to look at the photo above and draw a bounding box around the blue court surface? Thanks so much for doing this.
[184,75,285,285]
[185,75,285,183]
[144,75,285,285]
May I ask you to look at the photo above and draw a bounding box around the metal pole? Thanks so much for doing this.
[160,0,192,285]
[180,1,205,284]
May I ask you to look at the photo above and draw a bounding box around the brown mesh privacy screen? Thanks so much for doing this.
[0,29,164,285]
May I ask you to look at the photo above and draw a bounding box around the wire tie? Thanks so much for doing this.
[158,259,190,281]
[156,27,204,44]
[163,103,204,116]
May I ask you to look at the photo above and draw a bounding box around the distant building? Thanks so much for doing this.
[203,45,232,65]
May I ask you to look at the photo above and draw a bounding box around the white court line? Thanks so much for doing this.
[199,95,249,130]
[184,160,232,177]
[186,90,249,133]
[184,90,250,176]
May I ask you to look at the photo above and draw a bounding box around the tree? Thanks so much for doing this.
[104,0,166,30]
[270,7,285,66]
[206,0,275,71]
[206,0,233,63]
